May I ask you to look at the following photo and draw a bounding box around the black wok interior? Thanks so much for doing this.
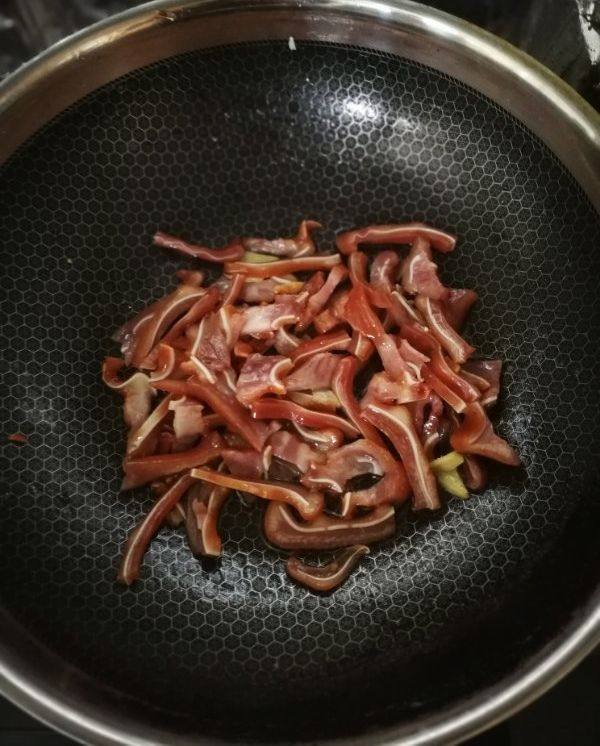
[0,41,599,742]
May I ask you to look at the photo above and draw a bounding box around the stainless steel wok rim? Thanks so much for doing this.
[1,592,599,746]
[0,1,598,744]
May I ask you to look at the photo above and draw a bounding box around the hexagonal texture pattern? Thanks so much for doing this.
[0,42,599,742]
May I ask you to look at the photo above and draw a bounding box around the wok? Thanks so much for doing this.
[0,1,599,744]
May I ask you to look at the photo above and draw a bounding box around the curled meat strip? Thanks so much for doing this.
[286,546,369,592]
[336,223,456,254]
[264,502,396,550]
[191,467,323,520]
[450,403,520,465]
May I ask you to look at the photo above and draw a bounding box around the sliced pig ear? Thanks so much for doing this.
[349,330,375,363]
[361,370,429,408]
[336,222,456,255]
[169,397,205,443]
[264,502,396,551]
[242,237,305,258]
[117,473,195,586]
[401,237,449,300]
[286,352,341,393]
[460,454,488,491]
[115,283,209,367]
[186,480,230,558]
[294,219,322,255]
[127,394,173,459]
[235,354,293,406]
[240,296,305,338]
[224,252,342,279]
[421,366,468,413]
[290,328,352,364]
[274,326,301,356]
[370,250,400,294]
[121,378,154,437]
[221,448,264,480]
[142,343,176,381]
[250,397,360,439]
[241,219,321,259]
[414,295,475,363]
[443,288,478,331]
[461,360,502,408]
[347,251,370,290]
[289,422,345,452]
[428,346,480,402]
[363,403,441,511]
[288,389,340,414]
[344,283,385,340]
[345,284,415,382]
[162,287,221,345]
[174,269,205,286]
[313,307,342,335]
[121,431,223,491]
[286,545,370,593]
[302,438,410,513]
[296,263,348,332]
[153,231,244,262]
[152,378,270,451]
[102,357,155,432]
[190,467,323,521]
[450,403,520,466]
[331,356,386,446]
[267,431,325,473]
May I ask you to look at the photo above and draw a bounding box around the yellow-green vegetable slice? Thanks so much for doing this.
[430,451,464,473]
[437,469,469,499]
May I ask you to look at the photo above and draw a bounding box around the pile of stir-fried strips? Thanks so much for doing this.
[104,220,520,593]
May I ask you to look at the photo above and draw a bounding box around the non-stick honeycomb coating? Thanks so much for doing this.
[0,42,599,741]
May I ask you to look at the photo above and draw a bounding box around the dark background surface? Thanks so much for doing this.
[0,1,598,744]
